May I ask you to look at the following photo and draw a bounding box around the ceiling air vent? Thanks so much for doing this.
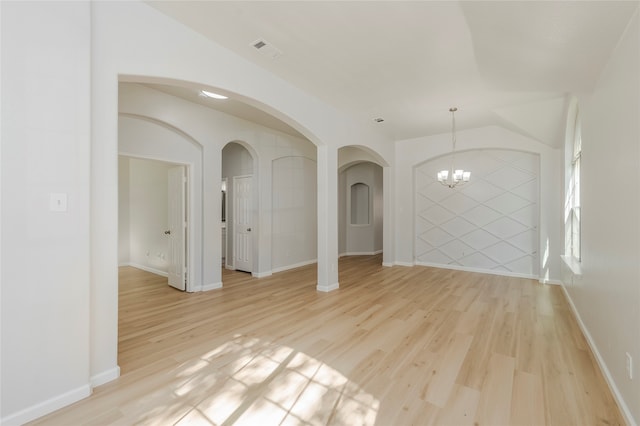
[251,38,282,60]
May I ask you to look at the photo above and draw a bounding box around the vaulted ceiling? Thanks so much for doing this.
[146,1,638,147]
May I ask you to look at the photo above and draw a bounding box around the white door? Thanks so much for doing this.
[233,175,253,273]
[167,166,186,290]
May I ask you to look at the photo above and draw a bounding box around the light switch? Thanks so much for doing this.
[50,193,68,212]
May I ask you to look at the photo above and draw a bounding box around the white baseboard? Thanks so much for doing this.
[539,278,562,285]
[394,261,415,267]
[252,271,273,278]
[340,250,383,256]
[272,259,317,274]
[201,282,222,292]
[1,384,91,426]
[316,282,340,292]
[560,284,637,426]
[90,366,120,388]
[127,263,168,277]
[415,261,538,280]
[382,262,394,267]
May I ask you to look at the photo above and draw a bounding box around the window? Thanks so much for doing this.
[567,112,581,261]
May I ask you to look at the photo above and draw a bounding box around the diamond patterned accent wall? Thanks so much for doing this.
[415,150,539,277]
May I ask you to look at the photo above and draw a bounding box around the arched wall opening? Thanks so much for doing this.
[338,162,384,258]
[118,113,203,291]
[119,75,325,148]
[221,141,256,275]
[338,146,388,264]
[85,3,398,411]
[119,80,322,286]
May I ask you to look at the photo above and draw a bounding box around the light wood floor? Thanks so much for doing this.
[31,255,624,425]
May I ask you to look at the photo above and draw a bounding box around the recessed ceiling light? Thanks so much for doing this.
[200,90,228,100]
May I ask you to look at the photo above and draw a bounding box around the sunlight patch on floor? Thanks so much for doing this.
[156,335,380,425]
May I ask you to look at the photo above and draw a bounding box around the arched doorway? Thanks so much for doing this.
[337,146,389,266]
[221,141,255,274]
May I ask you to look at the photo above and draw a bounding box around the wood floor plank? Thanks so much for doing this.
[28,256,625,426]
[475,353,516,426]
[510,370,545,426]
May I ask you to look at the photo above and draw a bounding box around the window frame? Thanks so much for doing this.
[568,111,582,262]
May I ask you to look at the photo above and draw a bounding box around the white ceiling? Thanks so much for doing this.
[146,0,638,146]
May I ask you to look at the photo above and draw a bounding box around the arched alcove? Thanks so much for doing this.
[338,160,384,257]
[350,182,370,225]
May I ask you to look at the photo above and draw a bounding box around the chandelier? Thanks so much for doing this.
[437,107,470,188]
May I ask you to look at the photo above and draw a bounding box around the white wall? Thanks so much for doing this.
[562,11,639,425]
[373,166,383,252]
[118,158,131,265]
[338,171,347,255]
[272,156,318,271]
[1,2,92,423]
[122,159,173,275]
[395,126,562,283]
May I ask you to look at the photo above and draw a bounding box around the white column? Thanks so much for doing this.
[317,145,339,291]
[202,144,222,290]
[256,154,273,277]
[382,166,395,266]
[91,51,120,384]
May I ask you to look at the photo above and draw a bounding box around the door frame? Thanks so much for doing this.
[118,153,194,292]
[221,177,228,270]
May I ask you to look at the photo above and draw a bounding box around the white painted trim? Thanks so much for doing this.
[340,250,383,256]
[90,366,120,388]
[225,264,236,271]
[127,263,168,277]
[1,384,91,426]
[317,282,340,292]
[415,261,538,280]
[539,278,562,285]
[252,271,273,278]
[272,259,318,274]
[201,282,223,292]
[394,261,415,267]
[382,262,394,267]
[560,284,637,426]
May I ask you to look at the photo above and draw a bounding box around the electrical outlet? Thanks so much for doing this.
[626,352,633,380]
